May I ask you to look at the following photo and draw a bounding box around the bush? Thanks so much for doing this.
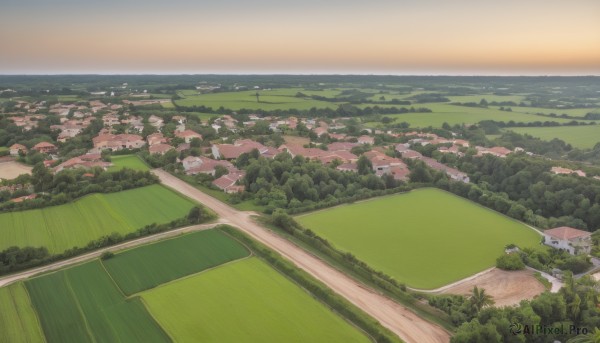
[100,251,115,260]
[496,253,525,270]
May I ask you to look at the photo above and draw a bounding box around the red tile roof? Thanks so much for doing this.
[545,226,591,241]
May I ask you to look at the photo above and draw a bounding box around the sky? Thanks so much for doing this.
[1,0,599,75]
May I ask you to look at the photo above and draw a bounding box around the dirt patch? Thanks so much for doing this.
[283,135,310,146]
[0,161,32,180]
[441,268,545,307]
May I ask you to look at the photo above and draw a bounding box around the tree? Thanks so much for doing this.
[566,328,600,343]
[255,92,260,103]
[357,155,373,175]
[470,286,495,313]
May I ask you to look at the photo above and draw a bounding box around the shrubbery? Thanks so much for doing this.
[495,253,525,270]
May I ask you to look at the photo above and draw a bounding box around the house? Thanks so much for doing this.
[147,132,168,146]
[543,226,592,255]
[32,142,57,154]
[313,127,328,137]
[212,171,245,193]
[357,135,375,145]
[54,154,112,172]
[175,130,203,143]
[336,163,358,172]
[212,139,272,160]
[476,146,512,158]
[9,144,27,156]
[400,149,423,159]
[420,157,470,183]
[92,134,145,151]
[148,115,164,129]
[327,142,358,152]
[182,156,235,175]
[148,143,174,155]
[551,166,586,177]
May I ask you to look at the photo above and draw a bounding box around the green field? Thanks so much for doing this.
[103,230,250,295]
[142,257,370,343]
[0,283,46,343]
[447,94,527,104]
[296,188,542,289]
[507,125,600,149]
[175,89,338,111]
[26,261,170,343]
[0,184,195,253]
[502,106,600,118]
[108,154,149,171]
[364,103,585,128]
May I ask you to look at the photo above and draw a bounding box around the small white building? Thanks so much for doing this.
[543,226,592,255]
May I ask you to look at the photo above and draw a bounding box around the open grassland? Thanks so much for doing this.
[142,257,370,343]
[0,184,195,253]
[507,125,600,149]
[175,89,337,110]
[296,188,541,289]
[447,94,527,103]
[103,230,250,295]
[364,103,585,128]
[26,261,169,343]
[108,154,149,171]
[0,283,46,343]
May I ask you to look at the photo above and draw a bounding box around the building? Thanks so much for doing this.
[148,143,174,155]
[357,135,375,145]
[551,166,586,177]
[543,226,592,255]
[147,132,168,146]
[212,139,274,160]
[181,156,235,176]
[92,134,145,151]
[9,144,27,156]
[32,142,57,154]
[54,154,112,173]
[174,130,203,143]
[212,171,245,193]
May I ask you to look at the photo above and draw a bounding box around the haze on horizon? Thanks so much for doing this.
[1,0,599,75]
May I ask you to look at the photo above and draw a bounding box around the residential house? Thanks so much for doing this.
[149,143,174,155]
[476,146,512,158]
[175,130,203,143]
[54,154,112,173]
[420,156,470,183]
[212,139,274,160]
[92,134,145,151]
[543,226,592,255]
[181,156,235,176]
[32,142,57,154]
[9,144,27,156]
[147,132,168,146]
[357,135,375,145]
[212,171,245,193]
[551,166,586,177]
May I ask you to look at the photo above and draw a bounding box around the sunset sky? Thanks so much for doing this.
[1,0,599,75]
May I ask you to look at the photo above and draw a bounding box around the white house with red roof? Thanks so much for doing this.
[9,144,27,156]
[543,226,592,255]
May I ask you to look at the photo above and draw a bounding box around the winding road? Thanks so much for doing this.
[154,169,450,343]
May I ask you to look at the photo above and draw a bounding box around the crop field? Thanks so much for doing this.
[296,188,542,289]
[507,125,600,149]
[103,230,250,294]
[175,89,338,110]
[363,103,585,128]
[142,257,370,343]
[0,283,45,343]
[0,184,195,253]
[26,261,170,343]
[108,154,149,171]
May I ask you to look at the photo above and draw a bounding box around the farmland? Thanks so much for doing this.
[26,261,170,343]
[0,283,45,343]
[0,184,195,253]
[142,257,370,343]
[296,188,542,289]
[507,125,600,149]
[108,154,149,171]
[103,230,250,294]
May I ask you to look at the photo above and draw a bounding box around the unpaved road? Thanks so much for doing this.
[0,222,222,288]
[154,169,450,343]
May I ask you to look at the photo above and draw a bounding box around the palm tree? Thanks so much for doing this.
[566,328,600,343]
[470,286,495,312]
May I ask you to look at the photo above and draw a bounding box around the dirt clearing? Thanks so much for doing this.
[0,161,32,180]
[441,268,545,307]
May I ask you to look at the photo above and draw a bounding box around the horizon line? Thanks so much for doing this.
[1,72,599,77]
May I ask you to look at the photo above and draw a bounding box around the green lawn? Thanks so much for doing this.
[0,283,46,343]
[108,154,149,171]
[0,184,195,253]
[296,188,542,289]
[141,257,370,343]
[103,230,250,295]
[507,125,600,149]
[26,261,169,343]
[175,89,338,111]
[0,147,7,152]
[364,103,587,128]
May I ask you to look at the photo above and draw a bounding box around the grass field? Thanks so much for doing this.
[507,125,600,149]
[142,257,370,343]
[364,103,585,128]
[296,188,542,289]
[26,261,170,343]
[502,106,600,118]
[0,184,195,253]
[175,89,338,111]
[0,283,46,343]
[103,230,250,295]
[108,154,149,171]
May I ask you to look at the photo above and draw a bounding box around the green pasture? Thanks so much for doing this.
[103,229,250,295]
[25,261,169,343]
[507,125,600,149]
[142,257,370,343]
[0,184,195,253]
[0,283,46,343]
[499,106,600,118]
[296,188,542,289]
[108,154,149,171]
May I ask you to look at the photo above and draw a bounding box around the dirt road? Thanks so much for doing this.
[154,169,450,343]
[0,222,222,288]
